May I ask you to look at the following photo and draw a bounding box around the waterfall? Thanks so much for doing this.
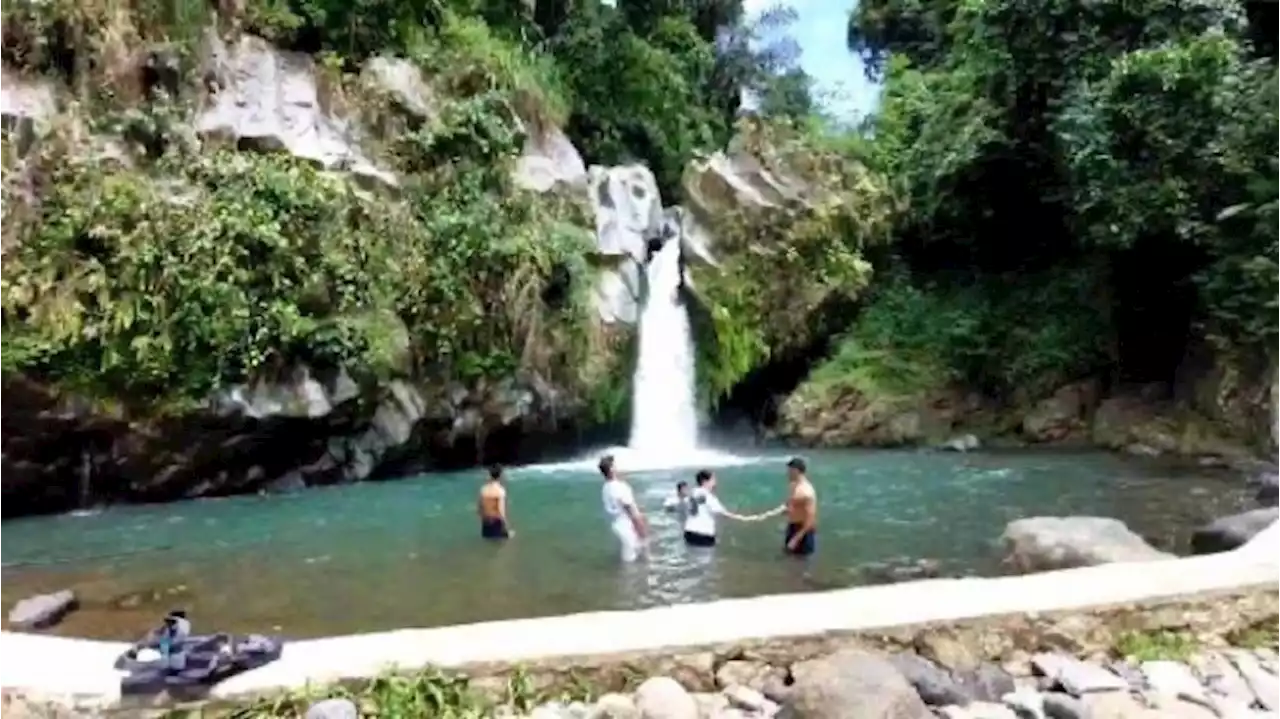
[628,238,699,454]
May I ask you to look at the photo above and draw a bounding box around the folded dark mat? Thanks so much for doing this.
[116,633,284,696]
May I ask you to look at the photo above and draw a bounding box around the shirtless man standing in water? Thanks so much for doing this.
[755,457,817,556]
[477,464,513,540]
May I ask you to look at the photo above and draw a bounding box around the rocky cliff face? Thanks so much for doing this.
[0,24,656,516]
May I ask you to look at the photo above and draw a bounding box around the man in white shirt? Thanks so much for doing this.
[682,469,754,547]
[599,454,648,562]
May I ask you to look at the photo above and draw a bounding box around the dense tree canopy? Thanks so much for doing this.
[820,0,1278,411]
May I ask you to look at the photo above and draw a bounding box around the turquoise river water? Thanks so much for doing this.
[0,447,1253,640]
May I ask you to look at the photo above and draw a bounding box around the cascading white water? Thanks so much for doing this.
[628,239,699,454]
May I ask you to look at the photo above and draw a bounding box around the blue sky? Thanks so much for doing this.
[749,0,883,121]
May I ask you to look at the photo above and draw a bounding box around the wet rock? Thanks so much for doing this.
[785,648,932,719]
[1002,517,1173,573]
[108,583,193,611]
[887,652,970,706]
[862,558,943,584]
[1254,473,1278,507]
[7,590,78,630]
[1030,654,1128,695]
[304,698,358,719]
[940,434,980,452]
[1190,508,1279,555]
[633,676,698,719]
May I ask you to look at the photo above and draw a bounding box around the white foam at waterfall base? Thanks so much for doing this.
[524,239,764,476]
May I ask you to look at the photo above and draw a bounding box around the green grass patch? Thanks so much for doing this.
[159,667,599,719]
[1112,629,1199,662]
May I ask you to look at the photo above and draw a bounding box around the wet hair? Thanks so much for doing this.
[786,456,807,473]
[598,454,616,478]
[676,480,689,492]
[695,469,713,486]
[488,464,504,480]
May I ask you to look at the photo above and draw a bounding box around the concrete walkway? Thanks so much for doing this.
[2,523,1277,707]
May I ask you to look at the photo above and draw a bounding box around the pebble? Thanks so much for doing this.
[304,698,358,719]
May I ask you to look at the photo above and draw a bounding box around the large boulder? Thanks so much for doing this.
[197,33,395,186]
[7,590,78,630]
[587,164,665,324]
[1190,508,1279,555]
[1022,380,1101,442]
[784,649,933,719]
[514,125,587,193]
[1001,517,1173,573]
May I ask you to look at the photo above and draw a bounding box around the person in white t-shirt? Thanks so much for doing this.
[682,469,755,547]
[599,454,648,562]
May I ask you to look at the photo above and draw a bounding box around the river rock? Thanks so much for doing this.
[937,702,1018,719]
[304,698,358,719]
[7,590,78,630]
[1254,473,1278,507]
[1139,660,1208,703]
[593,693,641,718]
[634,676,698,719]
[1082,692,1217,719]
[1001,517,1172,573]
[1030,653,1128,695]
[1224,650,1279,711]
[887,652,971,706]
[785,649,932,719]
[1190,508,1279,555]
[954,663,1017,703]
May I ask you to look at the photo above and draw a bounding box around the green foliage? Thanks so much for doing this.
[797,267,1113,403]
[1113,630,1198,662]
[1,64,608,412]
[689,118,895,405]
[845,0,1279,412]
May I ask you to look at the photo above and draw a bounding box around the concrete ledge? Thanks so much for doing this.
[2,528,1277,713]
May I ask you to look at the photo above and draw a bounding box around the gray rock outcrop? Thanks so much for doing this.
[197,33,396,186]
[1001,517,1173,573]
[7,590,78,630]
[1191,508,1279,555]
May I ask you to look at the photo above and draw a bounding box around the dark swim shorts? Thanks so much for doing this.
[480,517,510,540]
[784,523,816,556]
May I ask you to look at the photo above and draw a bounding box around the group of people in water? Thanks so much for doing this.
[476,454,818,562]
